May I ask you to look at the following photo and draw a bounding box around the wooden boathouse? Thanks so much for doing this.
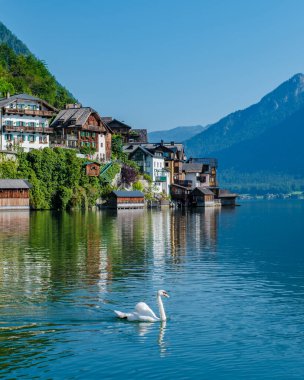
[108,190,145,209]
[0,179,31,210]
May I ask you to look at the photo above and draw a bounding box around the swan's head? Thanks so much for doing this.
[158,290,170,298]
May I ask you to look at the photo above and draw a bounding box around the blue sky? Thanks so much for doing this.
[1,0,304,131]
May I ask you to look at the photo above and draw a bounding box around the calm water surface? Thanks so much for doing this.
[0,201,304,379]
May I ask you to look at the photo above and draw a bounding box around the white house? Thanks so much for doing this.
[0,94,57,152]
[129,146,170,194]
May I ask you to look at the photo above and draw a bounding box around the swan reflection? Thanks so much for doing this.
[135,321,167,355]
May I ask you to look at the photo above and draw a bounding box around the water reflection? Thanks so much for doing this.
[0,208,220,305]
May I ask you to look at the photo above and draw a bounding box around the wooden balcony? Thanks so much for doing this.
[5,108,55,117]
[3,125,54,134]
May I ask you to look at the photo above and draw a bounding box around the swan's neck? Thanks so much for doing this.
[157,294,166,321]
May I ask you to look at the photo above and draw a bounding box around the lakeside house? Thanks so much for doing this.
[107,190,145,209]
[189,187,217,207]
[50,104,112,162]
[102,118,148,144]
[128,145,170,194]
[0,93,57,152]
[0,179,31,210]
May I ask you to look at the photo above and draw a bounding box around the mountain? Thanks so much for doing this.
[148,124,207,143]
[0,21,76,108]
[0,21,30,55]
[185,74,304,157]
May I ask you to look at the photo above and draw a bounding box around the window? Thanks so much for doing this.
[100,142,103,148]
[18,135,25,142]
[28,135,35,142]
[5,134,12,141]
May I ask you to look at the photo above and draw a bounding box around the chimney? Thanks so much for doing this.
[170,141,174,146]
[160,139,164,146]
[65,103,82,109]
[6,92,10,99]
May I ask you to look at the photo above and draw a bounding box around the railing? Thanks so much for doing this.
[175,180,193,188]
[5,108,55,117]
[82,125,103,132]
[100,162,114,183]
[3,125,53,134]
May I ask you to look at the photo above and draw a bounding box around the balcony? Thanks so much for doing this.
[82,125,102,132]
[5,108,55,117]
[175,180,193,188]
[3,125,54,134]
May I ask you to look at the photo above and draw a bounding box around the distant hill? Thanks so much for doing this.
[0,21,30,55]
[183,74,304,192]
[185,73,304,156]
[0,21,76,109]
[148,124,207,143]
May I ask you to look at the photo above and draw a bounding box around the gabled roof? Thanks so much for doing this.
[182,163,203,173]
[83,161,101,166]
[129,145,155,158]
[112,190,144,198]
[0,93,57,111]
[108,119,132,130]
[191,187,214,195]
[51,107,111,133]
[0,179,32,189]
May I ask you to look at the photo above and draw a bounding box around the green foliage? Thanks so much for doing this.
[0,148,103,209]
[132,181,144,191]
[0,154,18,178]
[79,146,96,155]
[0,21,30,55]
[111,134,124,159]
[143,173,152,183]
[219,169,304,194]
[0,43,76,108]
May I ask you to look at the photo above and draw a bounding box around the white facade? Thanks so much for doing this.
[0,96,55,153]
[184,172,210,189]
[97,133,106,161]
[130,147,170,195]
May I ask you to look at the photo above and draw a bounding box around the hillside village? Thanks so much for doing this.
[0,93,237,209]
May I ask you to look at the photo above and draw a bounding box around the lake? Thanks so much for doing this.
[0,201,304,379]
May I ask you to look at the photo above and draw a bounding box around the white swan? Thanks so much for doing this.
[114,290,169,322]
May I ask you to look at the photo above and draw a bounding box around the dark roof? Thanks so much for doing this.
[182,163,203,173]
[112,190,144,198]
[170,183,191,191]
[191,187,214,195]
[0,93,57,111]
[130,145,154,158]
[0,179,32,189]
[108,119,132,130]
[83,161,101,166]
[187,157,218,168]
